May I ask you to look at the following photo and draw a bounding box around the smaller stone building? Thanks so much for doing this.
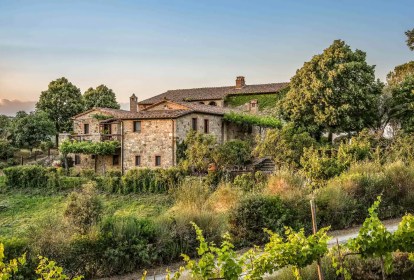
[60,99,252,173]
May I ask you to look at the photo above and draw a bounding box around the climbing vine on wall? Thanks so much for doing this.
[223,112,282,128]
[60,140,120,155]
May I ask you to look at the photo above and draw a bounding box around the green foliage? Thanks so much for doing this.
[36,256,83,280]
[389,75,414,132]
[182,223,243,280]
[0,243,26,279]
[64,183,103,234]
[183,131,217,173]
[0,115,11,139]
[406,28,414,51]
[223,111,282,128]
[255,123,316,168]
[214,140,252,169]
[300,146,346,188]
[4,165,49,189]
[36,77,84,135]
[229,195,294,246]
[281,40,383,135]
[386,132,414,163]
[247,227,330,280]
[386,61,414,86]
[83,85,120,110]
[0,140,14,160]
[232,172,267,192]
[10,111,56,150]
[121,167,186,194]
[59,140,120,155]
[336,130,374,167]
[90,113,114,121]
[224,89,288,111]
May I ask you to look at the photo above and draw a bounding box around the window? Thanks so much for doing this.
[155,156,161,166]
[135,155,141,166]
[133,121,141,133]
[208,101,217,106]
[113,155,120,166]
[75,154,81,165]
[204,119,209,133]
[84,123,89,134]
[192,118,198,131]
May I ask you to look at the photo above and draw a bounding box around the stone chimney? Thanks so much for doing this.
[249,99,258,114]
[236,76,246,89]
[130,94,138,113]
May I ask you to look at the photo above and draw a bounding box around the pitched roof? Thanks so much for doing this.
[139,82,288,105]
[73,101,235,121]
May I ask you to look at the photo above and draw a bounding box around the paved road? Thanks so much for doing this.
[98,218,402,280]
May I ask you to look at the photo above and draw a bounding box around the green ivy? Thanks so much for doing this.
[90,113,114,121]
[223,112,282,128]
[59,140,120,155]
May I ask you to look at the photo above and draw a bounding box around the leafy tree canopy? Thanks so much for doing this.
[254,123,316,169]
[281,40,383,136]
[10,111,56,150]
[389,75,414,132]
[0,115,11,139]
[386,61,414,86]
[83,84,120,110]
[36,77,84,141]
[406,28,414,51]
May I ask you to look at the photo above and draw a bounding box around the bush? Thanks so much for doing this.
[233,171,267,192]
[214,139,252,169]
[64,183,103,234]
[122,167,185,194]
[0,139,14,160]
[3,165,49,188]
[80,169,95,179]
[229,195,294,246]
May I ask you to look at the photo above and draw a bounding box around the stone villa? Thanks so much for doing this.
[60,76,287,173]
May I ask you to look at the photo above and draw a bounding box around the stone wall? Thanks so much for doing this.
[70,153,121,174]
[175,113,224,143]
[123,119,175,171]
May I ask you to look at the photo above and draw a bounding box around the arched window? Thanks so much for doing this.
[208,101,217,106]
[199,102,205,105]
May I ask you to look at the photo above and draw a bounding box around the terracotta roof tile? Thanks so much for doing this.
[139,82,288,105]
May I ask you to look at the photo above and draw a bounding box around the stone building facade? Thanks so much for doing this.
[60,76,287,173]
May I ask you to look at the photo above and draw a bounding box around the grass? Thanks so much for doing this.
[0,176,172,240]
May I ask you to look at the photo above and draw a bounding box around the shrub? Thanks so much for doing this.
[214,139,252,169]
[64,183,103,234]
[233,172,267,192]
[122,167,185,194]
[0,140,14,160]
[80,169,95,179]
[229,195,294,246]
[3,165,49,188]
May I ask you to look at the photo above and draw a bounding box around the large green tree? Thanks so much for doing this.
[11,111,56,151]
[281,40,383,137]
[389,75,414,132]
[36,77,84,144]
[406,28,414,51]
[83,84,120,110]
[386,61,414,86]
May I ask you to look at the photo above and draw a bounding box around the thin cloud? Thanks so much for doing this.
[0,99,36,116]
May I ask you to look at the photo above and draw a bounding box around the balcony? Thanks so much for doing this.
[59,133,121,143]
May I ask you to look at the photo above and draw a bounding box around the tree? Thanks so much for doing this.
[83,84,120,110]
[36,77,84,144]
[406,28,414,51]
[183,131,217,173]
[389,75,414,132]
[254,123,316,169]
[214,139,252,169]
[11,111,56,151]
[386,61,414,86]
[281,40,383,137]
[0,115,11,139]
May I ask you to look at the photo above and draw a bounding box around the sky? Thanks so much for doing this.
[0,0,413,115]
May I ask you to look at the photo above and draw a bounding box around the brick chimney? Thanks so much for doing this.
[236,76,245,89]
[130,94,138,112]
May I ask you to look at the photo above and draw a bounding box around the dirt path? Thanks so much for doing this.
[97,217,402,280]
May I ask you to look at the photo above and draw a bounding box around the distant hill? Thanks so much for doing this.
[0,99,36,116]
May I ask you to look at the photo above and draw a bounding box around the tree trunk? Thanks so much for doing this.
[380,255,386,280]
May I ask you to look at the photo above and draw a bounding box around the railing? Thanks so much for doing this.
[62,134,121,142]
[100,134,122,141]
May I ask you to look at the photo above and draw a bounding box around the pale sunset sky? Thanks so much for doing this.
[0,0,413,115]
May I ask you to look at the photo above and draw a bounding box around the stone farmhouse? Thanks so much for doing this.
[60,76,287,173]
